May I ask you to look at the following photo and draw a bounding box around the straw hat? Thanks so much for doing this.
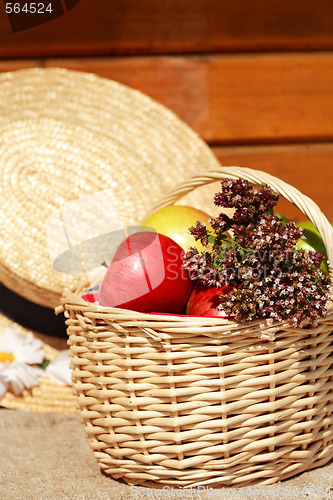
[0,67,221,412]
[0,310,77,412]
[0,67,220,310]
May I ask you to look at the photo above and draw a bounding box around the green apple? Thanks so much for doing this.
[141,205,213,252]
[296,221,328,275]
[296,220,320,236]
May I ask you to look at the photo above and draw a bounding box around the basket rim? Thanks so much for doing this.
[60,284,333,344]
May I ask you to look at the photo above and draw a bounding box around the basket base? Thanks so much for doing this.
[92,442,333,488]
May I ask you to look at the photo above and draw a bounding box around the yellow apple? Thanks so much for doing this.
[141,205,213,252]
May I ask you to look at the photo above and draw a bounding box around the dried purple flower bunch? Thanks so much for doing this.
[183,178,330,326]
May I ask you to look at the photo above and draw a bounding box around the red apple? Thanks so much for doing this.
[98,231,193,313]
[186,283,234,317]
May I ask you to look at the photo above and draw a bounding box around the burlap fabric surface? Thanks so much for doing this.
[1,409,332,500]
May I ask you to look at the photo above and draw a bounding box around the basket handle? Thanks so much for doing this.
[150,166,333,287]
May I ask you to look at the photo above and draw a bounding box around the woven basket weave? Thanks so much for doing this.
[61,166,333,488]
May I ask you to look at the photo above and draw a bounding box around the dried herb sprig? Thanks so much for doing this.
[183,178,330,326]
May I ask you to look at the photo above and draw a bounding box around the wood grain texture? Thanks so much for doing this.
[0,60,40,71]
[45,52,333,144]
[46,56,211,138]
[0,60,330,220]
[0,0,333,57]
[212,143,333,221]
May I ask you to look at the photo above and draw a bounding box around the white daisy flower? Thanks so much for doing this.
[0,326,45,397]
[45,350,72,386]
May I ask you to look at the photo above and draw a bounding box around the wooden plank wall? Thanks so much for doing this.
[0,0,332,220]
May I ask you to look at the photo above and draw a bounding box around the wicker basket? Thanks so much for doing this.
[61,166,333,488]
